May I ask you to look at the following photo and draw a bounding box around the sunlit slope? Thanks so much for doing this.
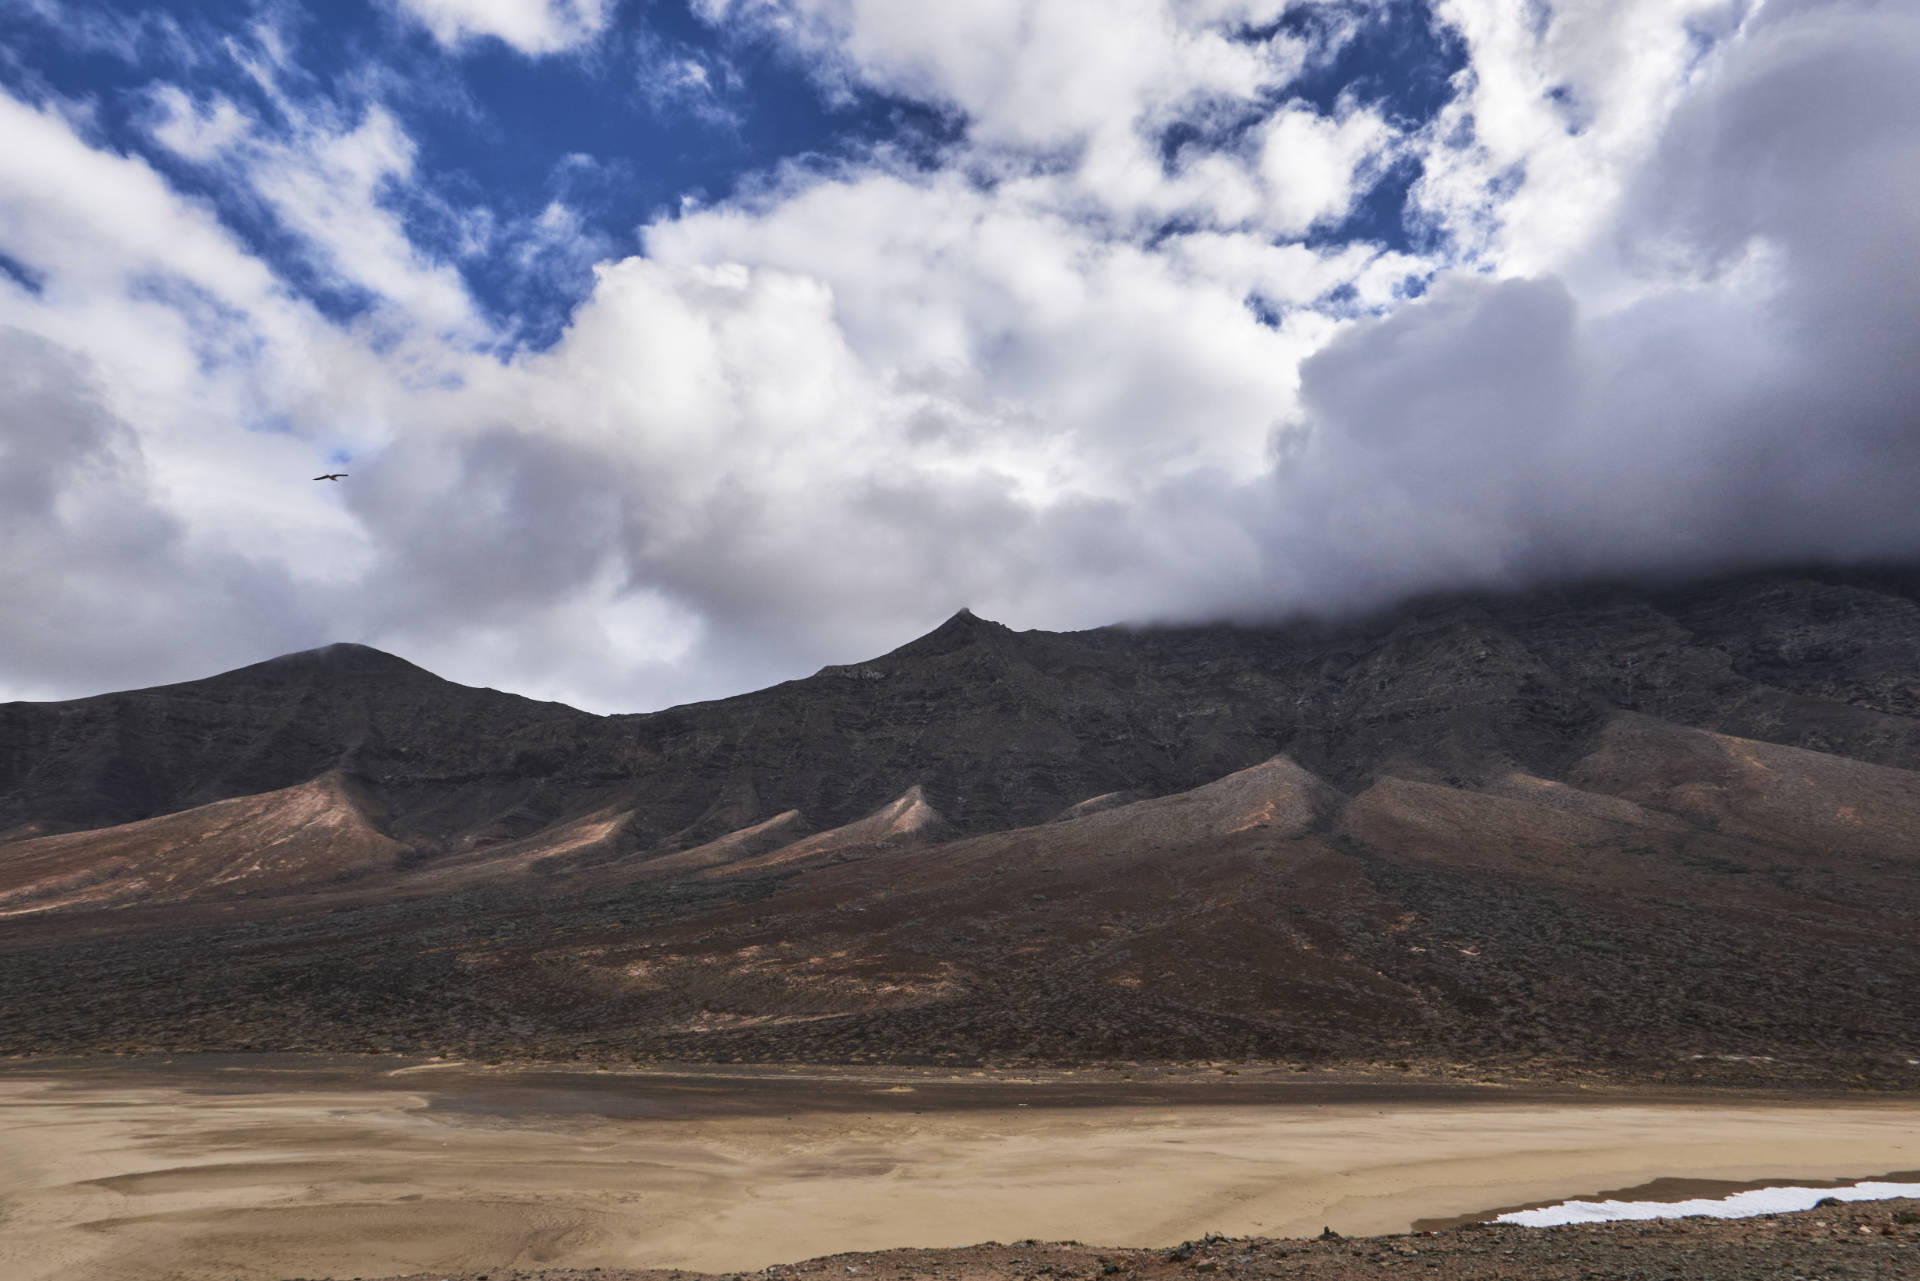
[0,772,401,913]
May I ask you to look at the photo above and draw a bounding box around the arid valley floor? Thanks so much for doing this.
[2,1057,1919,1281]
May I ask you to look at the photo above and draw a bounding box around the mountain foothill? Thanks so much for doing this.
[4,568,1920,1086]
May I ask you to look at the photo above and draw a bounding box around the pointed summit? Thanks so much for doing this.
[888,606,1014,659]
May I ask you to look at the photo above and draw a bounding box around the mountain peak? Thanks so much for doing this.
[245,642,435,681]
[888,607,1013,659]
[278,641,408,664]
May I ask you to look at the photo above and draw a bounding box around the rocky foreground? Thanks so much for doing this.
[335,1199,1920,1281]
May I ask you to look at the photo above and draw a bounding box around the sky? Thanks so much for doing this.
[1,0,1915,712]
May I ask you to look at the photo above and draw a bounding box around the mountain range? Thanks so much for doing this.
[4,567,1920,1084]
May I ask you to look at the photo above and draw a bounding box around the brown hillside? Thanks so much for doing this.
[0,772,401,914]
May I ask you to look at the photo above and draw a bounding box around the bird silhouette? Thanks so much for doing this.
[313,473,348,481]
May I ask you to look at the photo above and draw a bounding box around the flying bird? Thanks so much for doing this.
[313,473,348,481]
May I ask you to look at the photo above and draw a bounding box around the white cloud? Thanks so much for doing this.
[633,29,744,126]
[0,91,279,311]
[244,105,482,340]
[145,85,251,161]
[1256,105,1393,235]
[0,86,412,627]
[702,0,1297,145]
[700,0,1330,236]
[392,0,612,55]
[1412,0,1747,273]
[643,168,1314,491]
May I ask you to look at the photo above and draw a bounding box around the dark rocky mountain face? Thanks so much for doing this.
[3,567,1920,1083]
[0,643,600,842]
[10,569,1920,848]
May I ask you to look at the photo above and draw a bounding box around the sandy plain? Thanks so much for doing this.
[1,1059,1917,1281]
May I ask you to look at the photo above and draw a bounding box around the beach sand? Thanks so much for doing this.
[0,1060,1915,1281]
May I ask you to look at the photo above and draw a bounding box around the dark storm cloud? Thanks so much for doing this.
[1194,0,1920,618]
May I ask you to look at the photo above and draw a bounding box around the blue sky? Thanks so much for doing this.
[2,0,1916,711]
[3,0,942,342]
[1,0,1459,347]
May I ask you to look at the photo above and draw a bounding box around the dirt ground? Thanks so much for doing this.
[356,1199,1920,1281]
[2,1058,1918,1281]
